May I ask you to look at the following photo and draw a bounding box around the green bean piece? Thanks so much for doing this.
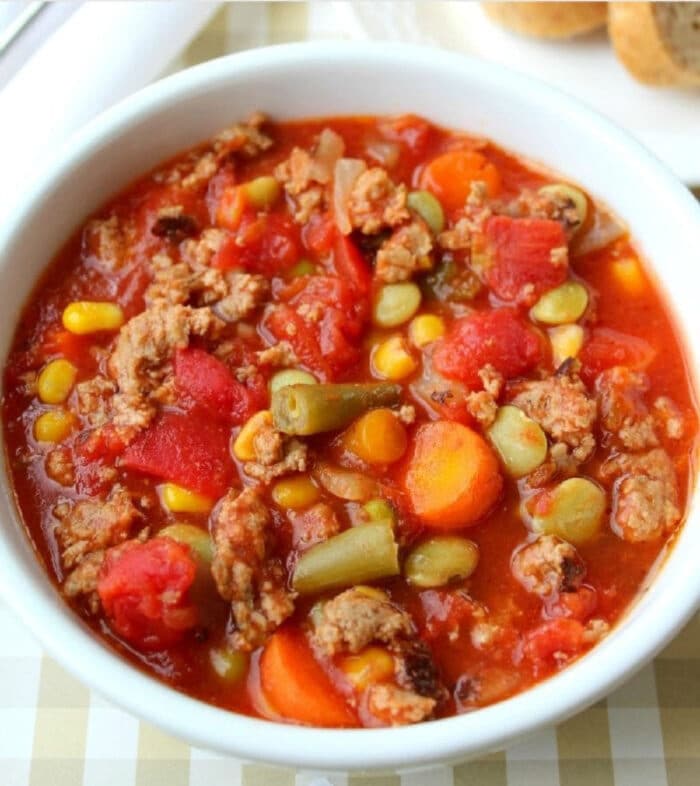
[292,520,400,595]
[271,382,402,435]
[404,536,479,588]
[210,647,248,682]
[407,190,445,234]
[160,523,213,564]
[315,464,377,502]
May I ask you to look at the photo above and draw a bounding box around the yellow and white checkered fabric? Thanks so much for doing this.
[2,3,699,784]
[3,597,699,785]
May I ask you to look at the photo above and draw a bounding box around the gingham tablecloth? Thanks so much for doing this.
[2,3,699,784]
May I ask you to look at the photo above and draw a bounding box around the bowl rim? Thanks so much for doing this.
[1,40,699,771]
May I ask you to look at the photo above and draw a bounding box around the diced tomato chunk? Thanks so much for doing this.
[548,587,598,622]
[216,186,249,230]
[476,216,568,305]
[208,233,239,270]
[380,114,432,157]
[74,426,127,462]
[98,538,198,651]
[122,411,233,498]
[266,274,369,380]
[71,426,129,495]
[302,211,337,254]
[419,589,477,641]
[331,235,371,296]
[174,347,258,424]
[282,275,368,335]
[212,213,299,276]
[40,328,94,366]
[265,305,331,380]
[579,327,656,384]
[524,618,585,664]
[433,308,543,388]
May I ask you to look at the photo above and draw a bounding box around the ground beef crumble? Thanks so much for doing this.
[510,367,597,462]
[289,503,340,550]
[107,303,224,433]
[511,535,585,598]
[313,587,444,724]
[347,167,409,234]
[366,684,436,726]
[145,251,268,323]
[274,128,345,223]
[73,376,117,427]
[55,485,141,571]
[256,341,298,368]
[83,216,127,270]
[241,413,308,485]
[314,587,414,656]
[600,448,681,542]
[653,396,685,440]
[45,447,75,487]
[375,219,434,283]
[596,366,659,451]
[211,487,295,651]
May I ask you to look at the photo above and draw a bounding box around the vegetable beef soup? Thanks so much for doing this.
[3,114,697,728]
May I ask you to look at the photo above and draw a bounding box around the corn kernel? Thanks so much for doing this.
[548,324,584,368]
[161,483,214,514]
[62,301,124,335]
[372,336,417,381]
[408,314,445,348]
[232,410,272,461]
[33,410,75,443]
[244,176,281,209]
[271,475,321,510]
[37,359,77,404]
[363,498,396,525]
[341,646,395,690]
[210,647,248,682]
[611,258,646,296]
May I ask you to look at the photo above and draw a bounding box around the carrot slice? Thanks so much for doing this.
[420,150,501,211]
[216,185,248,230]
[404,421,503,528]
[260,629,357,727]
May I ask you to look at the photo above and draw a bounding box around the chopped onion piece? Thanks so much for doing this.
[573,208,626,257]
[315,462,377,502]
[366,140,400,168]
[309,128,345,184]
[333,158,367,235]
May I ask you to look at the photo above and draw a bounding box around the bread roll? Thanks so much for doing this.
[609,2,700,87]
[482,2,608,39]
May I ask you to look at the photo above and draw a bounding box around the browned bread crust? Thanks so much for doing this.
[608,2,700,87]
[482,2,607,39]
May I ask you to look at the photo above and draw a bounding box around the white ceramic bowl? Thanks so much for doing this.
[0,42,698,772]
